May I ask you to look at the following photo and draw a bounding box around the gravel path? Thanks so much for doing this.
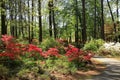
[91,58,120,80]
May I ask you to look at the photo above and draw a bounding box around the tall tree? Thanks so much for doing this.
[116,0,119,22]
[74,0,79,44]
[38,0,42,42]
[101,0,105,40]
[48,0,53,37]
[52,1,57,39]
[31,0,34,39]
[81,0,87,43]
[1,0,7,35]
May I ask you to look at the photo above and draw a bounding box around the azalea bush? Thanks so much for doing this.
[0,35,95,79]
[0,35,25,59]
[65,44,94,68]
[98,42,120,56]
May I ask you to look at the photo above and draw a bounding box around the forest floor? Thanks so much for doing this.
[51,57,120,80]
[51,58,106,80]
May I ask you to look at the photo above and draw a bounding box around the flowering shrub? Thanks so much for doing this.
[98,42,120,56]
[65,44,93,62]
[27,44,44,58]
[0,35,61,59]
[0,35,26,59]
[45,48,60,57]
[1,35,13,44]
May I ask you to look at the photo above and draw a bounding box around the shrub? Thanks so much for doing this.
[83,39,104,51]
[0,64,9,77]
[40,38,60,50]
[0,35,27,59]
[65,44,94,68]
[98,42,120,56]
[42,56,77,74]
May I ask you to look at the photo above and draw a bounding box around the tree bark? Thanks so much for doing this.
[116,0,119,22]
[48,0,53,37]
[38,0,42,42]
[75,0,79,45]
[31,0,34,39]
[81,0,87,43]
[101,0,105,40]
[1,0,7,35]
[52,6,57,39]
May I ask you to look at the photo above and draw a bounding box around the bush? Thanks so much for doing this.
[65,45,94,68]
[98,42,120,56]
[83,39,104,51]
[40,38,61,50]
[0,64,9,77]
[42,56,77,74]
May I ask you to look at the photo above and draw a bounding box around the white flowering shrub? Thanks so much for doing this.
[98,42,120,56]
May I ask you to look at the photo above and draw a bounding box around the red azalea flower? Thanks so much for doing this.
[1,35,13,43]
[46,48,60,57]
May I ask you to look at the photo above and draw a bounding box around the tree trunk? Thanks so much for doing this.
[74,0,79,45]
[1,0,7,35]
[81,0,87,43]
[38,0,42,42]
[116,0,119,21]
[48,0,53,37]
[101,0,105,40]
[53,7,57,39]
[31,0,34,40]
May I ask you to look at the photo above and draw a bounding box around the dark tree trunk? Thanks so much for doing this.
[15,0,18,38]
[48,0,53,37]
[53,7,57,39]
[31,0,34,40]
[1,0,7,35]
[75,0,79,45]
[117,0,119,21]
[81,0,87,43]
[101,0,105,40]
[9,0,14,36]
[38,0,42,42]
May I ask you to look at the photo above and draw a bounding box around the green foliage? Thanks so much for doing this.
[83,39,104,51]
[0,64,9,76]
[40,38,61,50]
[42,56,77,74]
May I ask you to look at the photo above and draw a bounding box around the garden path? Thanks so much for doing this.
[90,57,120,80]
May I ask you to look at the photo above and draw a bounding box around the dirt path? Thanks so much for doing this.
[91,58,120,80]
